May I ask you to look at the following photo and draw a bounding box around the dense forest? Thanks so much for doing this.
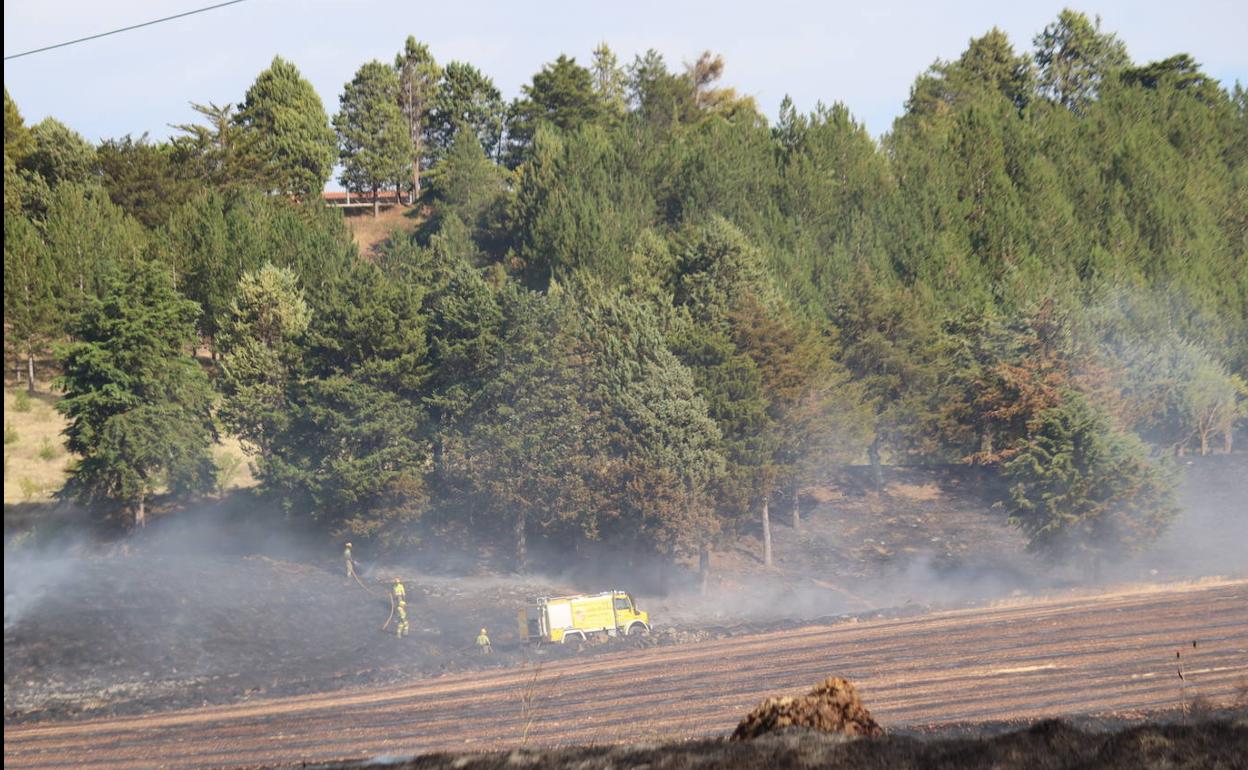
[4,10,1245,574]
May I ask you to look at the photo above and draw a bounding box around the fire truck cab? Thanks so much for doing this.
[519,590,650,643]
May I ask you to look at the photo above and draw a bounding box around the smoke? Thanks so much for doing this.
[4,549,82,631]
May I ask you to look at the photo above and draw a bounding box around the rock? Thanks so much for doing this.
[731,677,884,741]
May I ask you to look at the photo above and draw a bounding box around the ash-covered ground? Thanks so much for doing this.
[4,456,1245,724]
[314,719,1248,770]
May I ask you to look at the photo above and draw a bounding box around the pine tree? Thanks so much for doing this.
[3,215,58,391]
[335,61,411,216]
[1033,9,1130,113]
[1002,391,1177,572]
[55,260,216,528]
[394,37,441,200]
[236,56,336,196]
[426,62,506,163]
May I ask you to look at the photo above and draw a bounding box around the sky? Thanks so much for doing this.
[5,0,1247,149]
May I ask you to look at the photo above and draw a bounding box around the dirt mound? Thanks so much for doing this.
[732,676,884,740]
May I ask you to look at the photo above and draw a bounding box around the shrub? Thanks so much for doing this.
[18,477,41,501]
[37,436,59,462]
[12,389,32,412]
[4,421,16,445]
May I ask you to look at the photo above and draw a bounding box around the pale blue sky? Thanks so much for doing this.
[5,0,1246,147]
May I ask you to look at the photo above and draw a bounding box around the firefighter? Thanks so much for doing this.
[476,627,491,654]
[344,542,355,580]
[395,599,409,638]
[391,577,406,604]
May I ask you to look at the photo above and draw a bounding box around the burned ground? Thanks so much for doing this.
[4,457,1245,724]
[317,719,1248,770]
[5,580,1246,769]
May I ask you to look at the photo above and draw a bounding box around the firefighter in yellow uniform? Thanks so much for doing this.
[476,627,491,654]
[395,600,409,638]
[392,577,405,604]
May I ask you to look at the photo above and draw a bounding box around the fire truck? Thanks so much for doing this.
[518,590,650,643]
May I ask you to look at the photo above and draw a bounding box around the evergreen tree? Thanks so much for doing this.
[335,60,411,216]
[97,134,201,228]
[590,43,628,117]
[4,215,58,391]
[394,37,442,200]
[16,118,98,217]
[1033,9,1130,113]
[507,55,603,161]
[173,101,266,191]
[4,88,34,213]
[236,56,336,196]
[426,62,506,163]
[217,263,311,457]
[55,260,216,527]
[1002,391,1177,571]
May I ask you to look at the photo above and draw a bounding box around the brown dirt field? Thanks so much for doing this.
[342,204,422,257]
[5,579,1245,770]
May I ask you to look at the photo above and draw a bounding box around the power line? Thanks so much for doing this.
[4,0,250,61]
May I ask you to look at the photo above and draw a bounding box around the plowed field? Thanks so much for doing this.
[5,579,1246,770]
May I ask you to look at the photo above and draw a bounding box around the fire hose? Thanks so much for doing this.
[382,590,395,631]
[346,558,395,632]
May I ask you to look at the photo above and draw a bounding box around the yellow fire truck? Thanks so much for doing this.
[518,590,650,643]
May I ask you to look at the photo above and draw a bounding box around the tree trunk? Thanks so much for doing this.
[1225,428,1234,454]
[372,185,380,218]
[412,133,422,202]
[762,496,773,568]
[868,438,884,493]
[699,543,710,596]
[135,493,147,529]
[27,355,36,394]
[791,488,801,531]
[1200,431,1210,457]
[515,508,527,572]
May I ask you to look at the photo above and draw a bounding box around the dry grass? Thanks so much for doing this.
[885,482,943,501]
[3,387,257,504]
[342,203,423,257]
[4,388,71,504]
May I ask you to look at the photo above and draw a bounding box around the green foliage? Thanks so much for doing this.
[508,124,653,288]
[42,183,150,314]
[1033,9,1130,112]
[97,134,201,228]
[12,390,32,413]
[14,118,99,217]
[172,101,267,192]
[5,88,35,213]
[426,61,505,163]
[215,451,244,495]
[235,56,337,196]
[217,263,311,454]
[335,60,411,209]
[422,125,509,249]
[507,54,603,162]
[9,15,1241,567]
[1002,392,1178,566]
[4,421,17,445]
[37,436,59,462]
[394,37,441,195]
[4,215,58,382]
[55,260,216,525]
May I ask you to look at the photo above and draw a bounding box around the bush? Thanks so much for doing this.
[4,421,16,445]
[1001,391,1178,571]
[215,451,244,495]
[18,477,41,501]
[37,436,59,461]
[12,389,32,412]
